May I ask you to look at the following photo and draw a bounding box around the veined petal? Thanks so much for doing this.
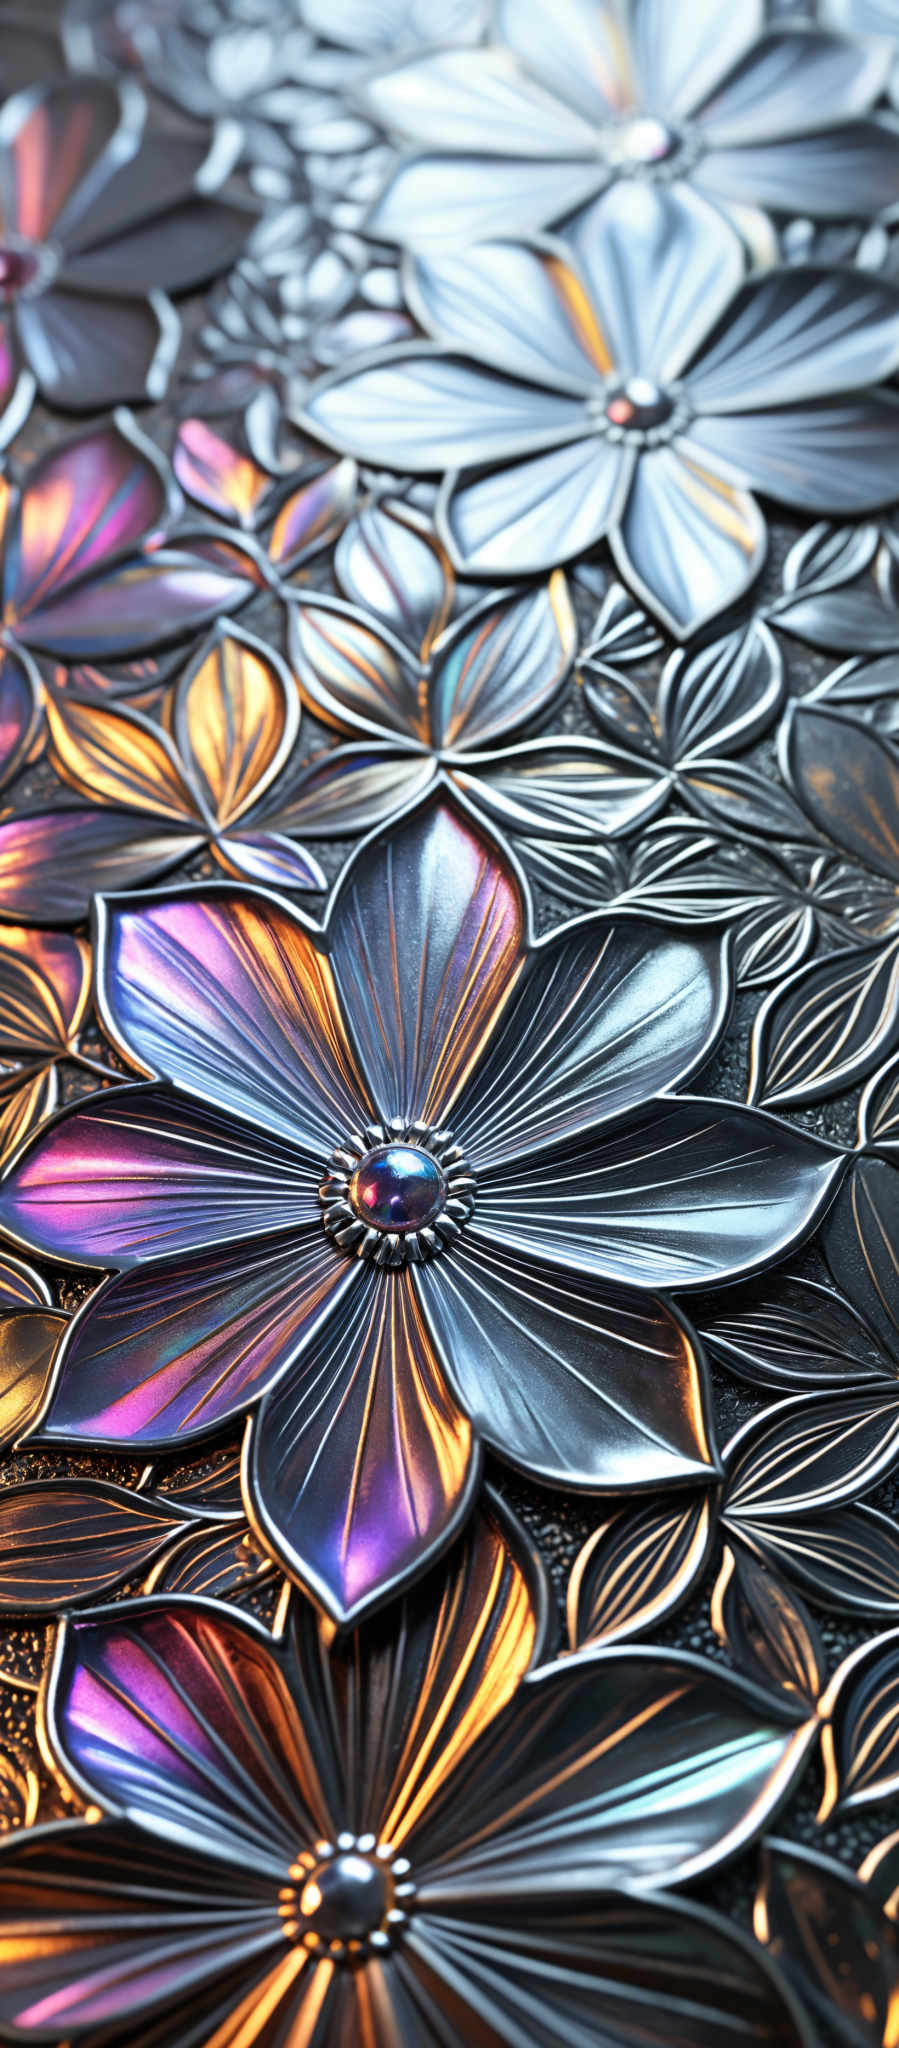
[361,46,602,158]
[368,152,607,249]
[687,268,899,413]
[99,886,372,1152]
[472,1096,842,1290]
[328,795,524,1126]
[417,1241,714,1488]
[697,120,899,221]
[497,0,635,121]
[0,79,125,244]
[15,288,176,411]
[41,1227,352,1448]
[696,27,892,146]
[442,435,627,577]
[612,446,766,638]
[5,416,170,627]
[567,180,744,384]
[453,919,729,1169]
[49,1600,339,1865]
[304,348,586,471]
[409,241,614,392]
[683,395,899,513]
[247,1264,476,1624]
[629,0,764,119]
[0,1085,319,1267]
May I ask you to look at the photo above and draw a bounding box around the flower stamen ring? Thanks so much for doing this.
[320,1118,476,1266]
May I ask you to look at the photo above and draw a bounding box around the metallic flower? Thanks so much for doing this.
[0,621,325,923]
[0,1500,816,2044]
[0,412,258,789]
[0,75,251,442]
[305,182,899,635]
[361,0,899,248]
[0,792,842,1622]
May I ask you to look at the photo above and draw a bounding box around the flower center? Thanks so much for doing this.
[320,1119,475,1267]
[282,1836,415,1961]
[605,376,674,431]
[0,237,56,303]
[350,1143,446,1233]
[609,115,679,167]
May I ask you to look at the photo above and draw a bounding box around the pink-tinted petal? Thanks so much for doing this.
[42,1227,352,1446]
[50,1600,339,1863]
[329,795,524,1126]
[247,1263,476,1623]
[100,887,373,1151]
[0,809,199,924]
[0,1084,318,1267]
[0,79,123,243]
[173,418,273,531]
[5,416,170,627]
[17,545,261,660]
[212,832,326,890]
[0,1821,290,2039]
[0,644,39,787]
[15,287,176,411]
[0,315,33,448]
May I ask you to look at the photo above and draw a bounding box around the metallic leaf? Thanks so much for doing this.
[567,1494,712,1648]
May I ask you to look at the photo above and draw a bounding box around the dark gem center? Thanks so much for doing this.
[350,1143,446,1233]
[0,245,39,301]
[605,376,674,431]
[299,1853,393,1942]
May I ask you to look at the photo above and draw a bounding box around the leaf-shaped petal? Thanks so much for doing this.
[41,1229,352,1448]
[270,744,436,839]
[0,1308,64,1449]
[861,1052,899,1151]
[0,1479,192,1610]
[212,831,325,891]
[742,1504,899,1620]
[173,622,298,828]
[698,1273,891,1392]
[749,940,899,1107]
[45,693,202,822]
[711,1546,825,1707]
[0,645,39,789]
[822,1154,899,1357]
[173,418,273,530]
[5,415,171,627]
[329,796,524,1127]
[756,1839,899,2048]
[428,574,575,750]
[455,737,669,840]
[0,1063,57,1170]
[144,1521,278,1603]
[290,594,426,740]
[568,1495,712,1648]
[453,919,728,1169]
[14,543,260,660]
[659,621,783,765]
[268,458,357,571]
[0,1253,51,1309]
[783,702,899,882]
[474,1097,841,1289]
[335,498,454,653]
[819,1629,899,1820]
[409,1647,815,1897]
[0,808,200,924]
[247,1264,476,1624]
[723,1388,899,1524]
[0,926,89,1055]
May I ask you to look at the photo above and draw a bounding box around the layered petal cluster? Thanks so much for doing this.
[305,182,899,634]
[0,76,251,439]
[0,1500,816,2045]
[0,794,842,1623]
[362,0,899,246]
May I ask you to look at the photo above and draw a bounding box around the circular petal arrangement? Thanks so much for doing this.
[0,4,898,2046]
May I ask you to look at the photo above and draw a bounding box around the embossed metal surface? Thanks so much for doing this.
[0,3,898,2044]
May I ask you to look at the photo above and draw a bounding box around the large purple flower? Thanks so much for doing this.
[0,793,842,1622]
[0,74,251,442]
[0,1500,815,2045]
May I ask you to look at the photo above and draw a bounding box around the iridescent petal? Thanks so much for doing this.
[409,242,615,391]
[173,622,299,830]
[410,1645,814,1896]
[290,596,426,741]
[417,1243,714,1487]
[0,923,89,1053]
[99,887,372,1150]
[756,1838,899,2048]
[14,287,176,410]
[453,920,728,1168]
[683,395,899,514]
[49,1599,340,1863]
[328,796,523,1126]
[0,809,199,925]
[304,349,586,471]
[5,416,170,627]
[0,1821,291,2037]
[0,79,123,243]
[453,738,667,839]
[0,318,33,449]
[0,644,39,788]
[429,577,575,750]
[0,1085,318,1266]
[42,1228,352,1447]
[212,833,326,890]
[612,446,766,638]
[247,1264,476,1623]
[442,435,627,577]
[16,544,261,660]
[472,1097,843,1289]
[173,419,272,531]
[568,182,744,385]
[687,269,899,413]
[267,460,357,572]
[271,747,437,839]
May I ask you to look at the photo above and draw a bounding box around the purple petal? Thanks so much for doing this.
[5,417,170,626]
[329,795,524,1125]
[0,1084,318,1267]
[100,887,373,1151]
[212,831,326,890]
[51,1600,338,1862]
[0,645,39,788]
[0,809,198,924]
[248,1264,475,1623]
[14,544,259,660]
[42,1228,352,1446]
[0,80,123,243]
